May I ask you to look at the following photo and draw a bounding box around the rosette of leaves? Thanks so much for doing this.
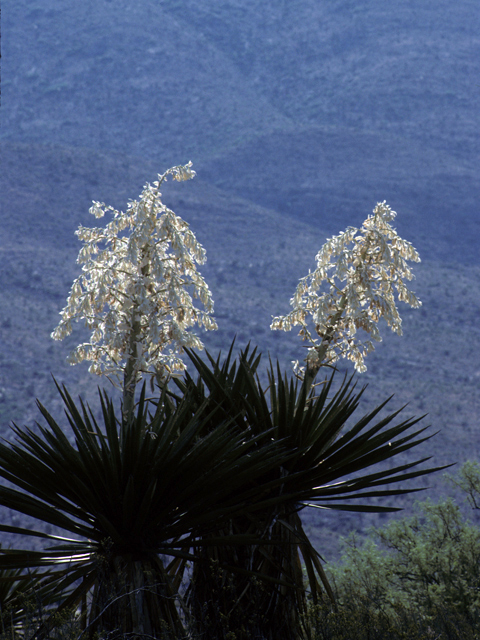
[0,347,445,640]
[170,342,447,640]
[0,383,297,639]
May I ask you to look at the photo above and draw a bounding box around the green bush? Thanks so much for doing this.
[312,463,480,639]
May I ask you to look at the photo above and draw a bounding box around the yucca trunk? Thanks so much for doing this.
[87,551,185,639]
[187,504,317,640]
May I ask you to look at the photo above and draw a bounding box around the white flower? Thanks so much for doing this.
[52,163,217,385]
[271,202,421,374]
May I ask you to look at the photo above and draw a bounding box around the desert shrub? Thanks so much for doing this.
[305,599,479,640]
[311,463,480,639]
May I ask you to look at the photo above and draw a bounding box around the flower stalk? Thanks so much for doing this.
[272,201,421,382]
[122,304,141,428]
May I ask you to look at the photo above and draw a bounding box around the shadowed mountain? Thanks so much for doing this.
[1,0,479,557]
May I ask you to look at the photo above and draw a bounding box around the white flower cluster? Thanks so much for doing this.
[52,162,217,383]
[271,202,421,374]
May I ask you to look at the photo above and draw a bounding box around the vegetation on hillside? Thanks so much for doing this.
[0,465,479,638]
[306,462,480,639]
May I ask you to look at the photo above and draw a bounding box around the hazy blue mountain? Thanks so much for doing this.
[1,0,479,557]
[3,1,479,260]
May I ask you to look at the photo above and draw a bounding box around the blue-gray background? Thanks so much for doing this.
[1,0,479,558]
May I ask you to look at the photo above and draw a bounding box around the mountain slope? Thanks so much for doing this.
[1,0,479,557]
[1,141,480,556]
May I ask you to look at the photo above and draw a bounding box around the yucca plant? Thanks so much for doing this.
[0,381,305,638]
[0,342,444,640]
[170,343,447,640]
[3,171,435,639]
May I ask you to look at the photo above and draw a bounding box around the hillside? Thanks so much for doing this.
[1,141,480,557]
[1,0,479,558]
[3,0,479,262]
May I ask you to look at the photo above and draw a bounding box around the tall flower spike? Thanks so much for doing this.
[271,202,421,377]
[52,163,217,391]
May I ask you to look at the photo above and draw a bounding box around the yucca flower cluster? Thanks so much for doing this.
[52,162,217,387]
[271,201,421,375]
